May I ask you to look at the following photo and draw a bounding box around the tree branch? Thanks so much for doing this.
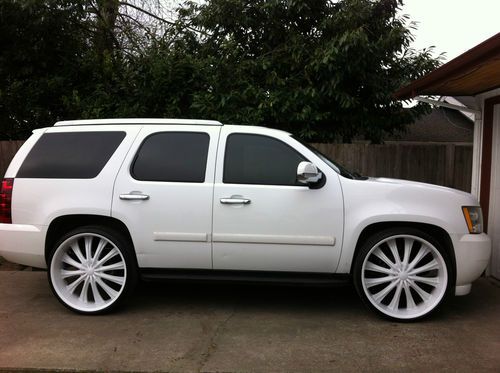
[119,1,211,36]
[119,12,158,40]
[119,1,175,25]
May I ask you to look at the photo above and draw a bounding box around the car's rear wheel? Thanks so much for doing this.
[353,228,451,321]
[48,226,137,314]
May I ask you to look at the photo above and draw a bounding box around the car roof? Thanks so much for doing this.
[54,118,223,126]
[51,119,292,137]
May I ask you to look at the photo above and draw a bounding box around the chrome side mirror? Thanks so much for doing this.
[297,161,322,185]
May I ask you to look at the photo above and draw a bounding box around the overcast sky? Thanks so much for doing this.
[400,0,500,62]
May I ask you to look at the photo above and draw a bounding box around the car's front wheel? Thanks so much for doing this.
[48,226,137,314]
[353,228,451,321]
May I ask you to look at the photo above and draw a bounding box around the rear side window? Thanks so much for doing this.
[131,132,210,182]
[223,133,306,186]
[17,132,125,179]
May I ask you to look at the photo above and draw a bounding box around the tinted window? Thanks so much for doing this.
[17,132,125,179]
[224,134,306,185]
[132,132,209,182]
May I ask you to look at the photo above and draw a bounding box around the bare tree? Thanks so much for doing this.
[87,0,182,58]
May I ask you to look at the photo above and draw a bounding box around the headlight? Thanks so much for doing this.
[462,206,483,234]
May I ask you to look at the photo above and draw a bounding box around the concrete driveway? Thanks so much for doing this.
[0,269,499,372]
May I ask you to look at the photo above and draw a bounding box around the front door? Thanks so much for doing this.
[112,125,221,269]
[212,126,344,273]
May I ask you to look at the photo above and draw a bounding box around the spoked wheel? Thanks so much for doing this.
[354,228,450,321]
[48,226,137,314]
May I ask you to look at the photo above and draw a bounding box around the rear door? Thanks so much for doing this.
[212,126,344,273]
[112,125,221,269]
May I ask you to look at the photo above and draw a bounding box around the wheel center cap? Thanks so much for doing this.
[399,272,408,281]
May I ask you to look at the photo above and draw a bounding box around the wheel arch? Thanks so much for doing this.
[45,214,137,266]
[349,221,457,286]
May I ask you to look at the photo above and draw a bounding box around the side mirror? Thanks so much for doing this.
[297,161,322,185]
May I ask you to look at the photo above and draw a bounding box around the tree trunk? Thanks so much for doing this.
[95,0,120,59]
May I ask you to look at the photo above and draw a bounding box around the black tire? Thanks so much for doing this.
[47,225,138,315]
[353,227,452,321]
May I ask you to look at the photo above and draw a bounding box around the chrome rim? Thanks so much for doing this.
[361,235,447,319]
[50,233,127,312]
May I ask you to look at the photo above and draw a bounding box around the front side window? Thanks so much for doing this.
[223,133,306,186]
[132,132,209,182]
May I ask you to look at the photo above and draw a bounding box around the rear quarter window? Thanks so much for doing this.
[17,131,126,179]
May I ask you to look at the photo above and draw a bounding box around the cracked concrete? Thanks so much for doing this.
[0,271,500,372]
[195,309,236,372]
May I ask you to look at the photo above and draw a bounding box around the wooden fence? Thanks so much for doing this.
[0,141,473,192]
[311,143,473,192]
[0,141,24,179]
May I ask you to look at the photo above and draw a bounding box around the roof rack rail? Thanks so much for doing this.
[54,118,223,127]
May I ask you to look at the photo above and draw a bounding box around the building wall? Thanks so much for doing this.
[490,105,500,279]
[386,107,474,143]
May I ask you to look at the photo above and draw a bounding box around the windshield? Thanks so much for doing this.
[292,136,361,180]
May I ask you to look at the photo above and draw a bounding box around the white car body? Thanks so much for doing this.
[0,119,491,318]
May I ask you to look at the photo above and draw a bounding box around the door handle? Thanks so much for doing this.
[220,197,251,205]
[119,193,150,201]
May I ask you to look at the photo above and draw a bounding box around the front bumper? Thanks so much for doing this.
[450,232,491,295]
[0,223,47,268]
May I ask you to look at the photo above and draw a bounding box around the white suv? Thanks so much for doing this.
[0,119,491,320]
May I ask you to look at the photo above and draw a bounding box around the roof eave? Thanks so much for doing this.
[395,32,500,99]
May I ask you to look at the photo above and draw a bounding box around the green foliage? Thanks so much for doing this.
[181,0,440,142]
[0,0,440,142]
[0,0,89,139]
